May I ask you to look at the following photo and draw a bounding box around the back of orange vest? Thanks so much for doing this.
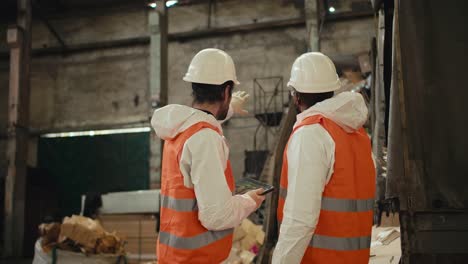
[157,122,234,264]
[278,115,375,264]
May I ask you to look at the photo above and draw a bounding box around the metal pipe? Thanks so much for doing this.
[169,17,306,41]
[0,18,307,59]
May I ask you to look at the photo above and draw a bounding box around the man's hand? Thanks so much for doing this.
[231,91,250,116]
[246,188,266,209]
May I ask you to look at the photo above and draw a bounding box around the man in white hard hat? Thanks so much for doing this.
[273,52,375,263]
[151,48,265,264]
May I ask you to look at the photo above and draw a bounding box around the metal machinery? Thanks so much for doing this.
[371,0,468,262]
[244,77,288,180]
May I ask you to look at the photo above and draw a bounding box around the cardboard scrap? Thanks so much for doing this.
[370,226,402,264]
[96,232,125,255]
[99,214,157,260]
[377,229,400,245]
[39,222,61,253]
[60,215,105,250]
[39,215,125,256]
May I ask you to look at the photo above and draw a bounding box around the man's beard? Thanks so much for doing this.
[216,103,230,120]
[295,103,302,114]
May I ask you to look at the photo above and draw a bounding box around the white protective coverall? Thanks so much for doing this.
[272,91,370,264]
[151,104,258,232]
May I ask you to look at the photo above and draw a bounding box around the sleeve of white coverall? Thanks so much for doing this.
[272,124,335,264]
[179,129,258,231]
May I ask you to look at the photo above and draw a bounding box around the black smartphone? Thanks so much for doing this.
[235,178,275,195]
[260,186,275,195]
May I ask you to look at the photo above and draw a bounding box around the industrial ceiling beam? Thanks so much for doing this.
[32,0,68,53]
[169,17,305,41]
[0,17,305,59]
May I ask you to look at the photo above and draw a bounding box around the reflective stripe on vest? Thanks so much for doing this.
[321,197,374,212]
[159,229,234,250]
[279,187,287,199]
[161,195,198,212]
[279,187,373,212]
[310,234,371,251]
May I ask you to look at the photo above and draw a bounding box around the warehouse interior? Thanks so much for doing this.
[0,0,467,263]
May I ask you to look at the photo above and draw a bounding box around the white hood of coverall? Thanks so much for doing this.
[295,91,369,132]
[151,104,258,237]
[151,104,222,140]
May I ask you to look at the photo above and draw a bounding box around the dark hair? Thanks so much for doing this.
[296,91,334,108]
[192,81,234,103]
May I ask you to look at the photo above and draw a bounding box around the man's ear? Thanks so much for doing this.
[294,94,301,107]
[223,85,231,103]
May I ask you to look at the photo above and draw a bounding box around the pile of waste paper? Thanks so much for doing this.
[34,215,126,264]
[224,219,266,264]
[39,215,125,255]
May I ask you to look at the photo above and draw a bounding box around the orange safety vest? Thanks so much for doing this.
[277,115,375,264]
[157,122,235,264]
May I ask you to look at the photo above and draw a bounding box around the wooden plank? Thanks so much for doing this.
[372,9,387,203]
[257,102,297,264]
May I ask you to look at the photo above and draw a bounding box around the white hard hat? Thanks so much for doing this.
[288,52,341,93]
[183,48,240,85]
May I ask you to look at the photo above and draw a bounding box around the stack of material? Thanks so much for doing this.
[39,215,125,255]
[99,214,158,263]
[33,215,126,264]
[224,219,265,264]
[370,226,402,264]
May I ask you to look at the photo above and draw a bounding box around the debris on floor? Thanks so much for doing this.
[370,226,402,264]
[33,215,126,264]
[224,219,265,264]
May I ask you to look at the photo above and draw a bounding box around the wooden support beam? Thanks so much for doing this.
[257,102,297,263]
[305,0,320,51]
[148,0,168,186]
[4,0,32,257]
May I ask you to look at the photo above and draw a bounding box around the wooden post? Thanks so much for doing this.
[257,102,297,263]
[305,0,320,52]
[258,2,319,261]
[4,0,32,257]
[148,1,168,187]
[373,9,387,204]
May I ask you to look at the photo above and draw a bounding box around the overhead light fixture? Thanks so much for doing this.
[166,0,178,7]
[329,6,336,13]
[148,2,157,8]
[41,127,151,138]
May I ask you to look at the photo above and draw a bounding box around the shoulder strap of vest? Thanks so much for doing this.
[170,122,222,160]
[180,122,221,139]
[292,115,324,134]
[284,115,325,155]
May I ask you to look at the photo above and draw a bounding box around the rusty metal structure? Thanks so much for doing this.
[372,0,468,262]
